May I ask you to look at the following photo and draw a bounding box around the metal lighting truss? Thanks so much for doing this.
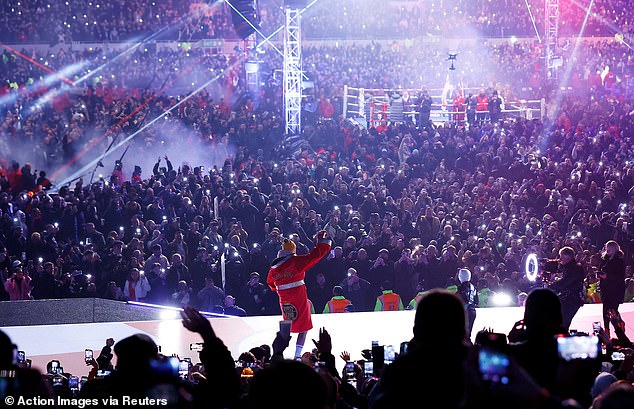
[545,0,560,78]
[284,6,302,135]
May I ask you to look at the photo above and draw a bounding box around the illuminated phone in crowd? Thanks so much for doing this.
[96,369,111,377]
[557,336,599,361]
[478,348,510,385]
[344,361,357,388]
[68,376,79,390]
[364,361,374,377]
[178,360,190,380]
[400,342,409,355]
[85,349,93,364]
[344,361,355,378]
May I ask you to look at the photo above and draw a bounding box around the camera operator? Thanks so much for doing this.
[599,240,626,337]
[3,260,32,300]
[548,247,585,330]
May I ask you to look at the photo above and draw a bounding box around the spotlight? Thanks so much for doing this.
[160,309,180,320]
[492,292,513,307]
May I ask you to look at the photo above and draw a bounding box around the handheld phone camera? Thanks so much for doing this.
[478,348,510,385]
[557,335,600,361]
[85,349,93,364]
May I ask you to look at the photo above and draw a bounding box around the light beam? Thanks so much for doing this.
[523,0,542,42]
[0,43,76,86]
[51,57,245,190]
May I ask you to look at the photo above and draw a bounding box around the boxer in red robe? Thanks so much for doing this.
[267,230,331,358]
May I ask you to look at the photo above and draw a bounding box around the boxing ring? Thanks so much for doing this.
[343,86,545,128]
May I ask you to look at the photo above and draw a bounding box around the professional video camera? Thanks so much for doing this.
[525,254,559,285]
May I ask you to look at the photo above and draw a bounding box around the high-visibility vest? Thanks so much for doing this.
[376,291,402,311]
[324,296,351,313]
[478,288,492,307]
[476,95,488,111]
[408,291,428,309]
[586,283,601,303]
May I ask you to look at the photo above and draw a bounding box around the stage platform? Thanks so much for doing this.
[4,303,633,377]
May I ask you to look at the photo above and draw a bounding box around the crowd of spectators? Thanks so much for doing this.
[0,0,234,43]
[292,0,634,39]
[2,291,634,408]
[1,32,631,174]
[0,72,633,316]
[302,36,633,101]
[0,23,633,315]
[0,45,235,91]
[0,2,633,407]
[1,0,633,43]
[1,31,631,100]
